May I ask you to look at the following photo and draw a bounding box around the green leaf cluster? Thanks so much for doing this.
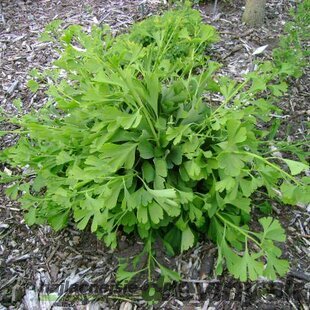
[273,0,310,78]
[0,6,309,286]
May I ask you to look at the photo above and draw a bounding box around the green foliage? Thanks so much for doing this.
[273,0,310,78]
[0,6,309,288]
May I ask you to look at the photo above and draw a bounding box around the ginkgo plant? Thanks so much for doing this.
[0,7,309,292]
[273,0,310,78]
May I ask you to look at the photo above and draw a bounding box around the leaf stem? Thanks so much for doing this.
[209,78,249,121]
[216,212,261,247]
[230,150,300,185]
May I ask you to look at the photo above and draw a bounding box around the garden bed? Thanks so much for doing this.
[0,1,309,309]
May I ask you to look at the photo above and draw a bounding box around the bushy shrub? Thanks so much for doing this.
[0,7,309,292]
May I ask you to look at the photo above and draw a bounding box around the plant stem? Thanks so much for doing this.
[209,78,249,121]
[216,212,261,247]
[231,150,300,185]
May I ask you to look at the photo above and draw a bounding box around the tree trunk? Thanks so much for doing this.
[242,0,267,27]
